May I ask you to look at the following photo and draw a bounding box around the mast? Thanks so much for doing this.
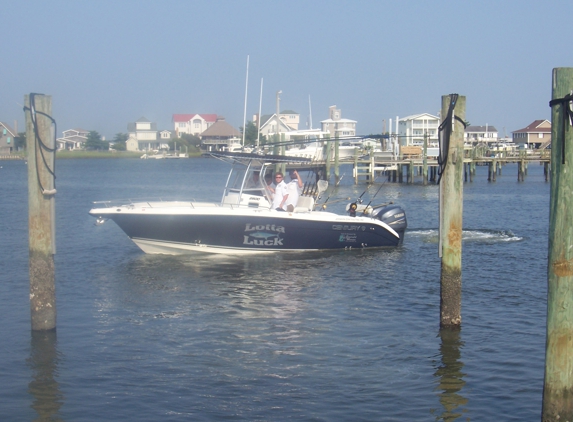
[308,95,313,129]
[257,78,263,148]
[242,55,249,147]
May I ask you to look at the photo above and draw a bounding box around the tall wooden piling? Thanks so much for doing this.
[542,67,573,421]
[25,94,57,331]
[439,94,465,329]
[423,133,428,185]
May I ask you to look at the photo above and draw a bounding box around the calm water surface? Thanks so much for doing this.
[0,158,548,421]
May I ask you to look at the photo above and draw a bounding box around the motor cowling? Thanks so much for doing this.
[371,204,407,234]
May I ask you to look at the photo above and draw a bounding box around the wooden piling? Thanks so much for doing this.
[423,133,428,185]
[25,94,57,331]
[542,67,573,421]
[334,135,340,185]
[439,94,465,329]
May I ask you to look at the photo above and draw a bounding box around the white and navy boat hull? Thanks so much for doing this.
[90,203,406,255]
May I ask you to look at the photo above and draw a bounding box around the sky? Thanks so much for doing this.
[2,0,571,141]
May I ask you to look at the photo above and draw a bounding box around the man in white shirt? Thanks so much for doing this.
[271,172,288,211]
[283,170,303,212]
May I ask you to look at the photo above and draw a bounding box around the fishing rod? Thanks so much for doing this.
[319,173,345,209]
[360,180,389,216]
[355,175,381,204]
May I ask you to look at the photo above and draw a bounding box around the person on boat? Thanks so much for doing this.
[284,170,303,212]
[264,174,275,200]
[271,172,288,211]
[246,171,261,189]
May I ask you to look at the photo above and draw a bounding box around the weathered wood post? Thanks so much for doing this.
[423,132,428,185]
[334,134,340,185]
[439,94,465,329]
[542,67,573,421]
[25,94,57,331]
[325,138,332,182]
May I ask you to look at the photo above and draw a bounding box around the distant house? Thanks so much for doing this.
[173,114,217,137]
[512,119,551,149]
[56,128,89,150]
[321,106,356,138]
[465,125,499,144]
[0,122,17,154]
[200,116,241,151]
[126,117,167,151]
[258,113,296,138]
[397,113,439,146]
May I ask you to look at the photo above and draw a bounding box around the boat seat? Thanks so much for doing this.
[293,196,315,212]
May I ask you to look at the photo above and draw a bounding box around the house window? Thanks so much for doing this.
[193,119,202,128]
[538,133,543,138]
[179,123,186,128]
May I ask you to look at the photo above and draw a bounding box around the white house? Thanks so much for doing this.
[173,114,217,137]
[465,125,499,144]
[258,113,296,138]
[320,106,356,138]
[397,113,440,146]
[126,117,167,151]
[56,128,89,150]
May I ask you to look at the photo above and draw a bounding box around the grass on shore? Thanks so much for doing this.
[54,150,203,159]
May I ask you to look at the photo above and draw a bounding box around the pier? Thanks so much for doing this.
[344,147,551,184]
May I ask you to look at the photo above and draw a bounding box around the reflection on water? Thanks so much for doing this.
[27,330,63,421]
[433,329,468,421]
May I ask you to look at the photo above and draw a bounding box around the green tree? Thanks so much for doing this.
[15,132,26,150]
[112,133,128,151]
[240,121,260,146]
[85,130,109,150]
[168,133,201,151]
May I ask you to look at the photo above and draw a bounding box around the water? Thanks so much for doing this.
[0,158,549,421]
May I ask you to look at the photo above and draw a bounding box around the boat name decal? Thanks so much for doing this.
[332,225,366,231]
[243,223,284,246]
[339,233,357,242]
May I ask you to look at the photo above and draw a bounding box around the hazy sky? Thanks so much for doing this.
[2,0,570,140]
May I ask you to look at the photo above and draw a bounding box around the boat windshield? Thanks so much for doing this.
[221,161,271,208]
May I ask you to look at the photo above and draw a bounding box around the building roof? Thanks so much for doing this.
[513,119,551,133]
[466,125,498,133]
[0,122,17,136]
[173,114,218,123]
[321,118,357,124]
[399,113,439,121]
[200,117,240,137]
[259,114,293,132]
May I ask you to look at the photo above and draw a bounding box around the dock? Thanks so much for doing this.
[346,147,551,184]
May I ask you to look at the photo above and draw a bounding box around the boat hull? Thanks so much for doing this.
[90,206,405,255]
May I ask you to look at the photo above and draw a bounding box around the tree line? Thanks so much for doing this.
[15,120,266,152]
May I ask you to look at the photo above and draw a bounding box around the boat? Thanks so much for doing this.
[89,152,407,255]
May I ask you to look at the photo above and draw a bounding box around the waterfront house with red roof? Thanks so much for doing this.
[173,114,217,137]
[512,119,551,149]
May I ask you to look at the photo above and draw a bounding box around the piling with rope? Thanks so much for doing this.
[438,94,466,329]
[542,67,573,421]
[25,93,57,331]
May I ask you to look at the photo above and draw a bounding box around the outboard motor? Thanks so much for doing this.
[371,204,407,243]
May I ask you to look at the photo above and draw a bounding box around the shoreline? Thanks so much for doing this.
[0,150,204,160]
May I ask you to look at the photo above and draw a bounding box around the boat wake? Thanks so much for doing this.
[408,228,524,244]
